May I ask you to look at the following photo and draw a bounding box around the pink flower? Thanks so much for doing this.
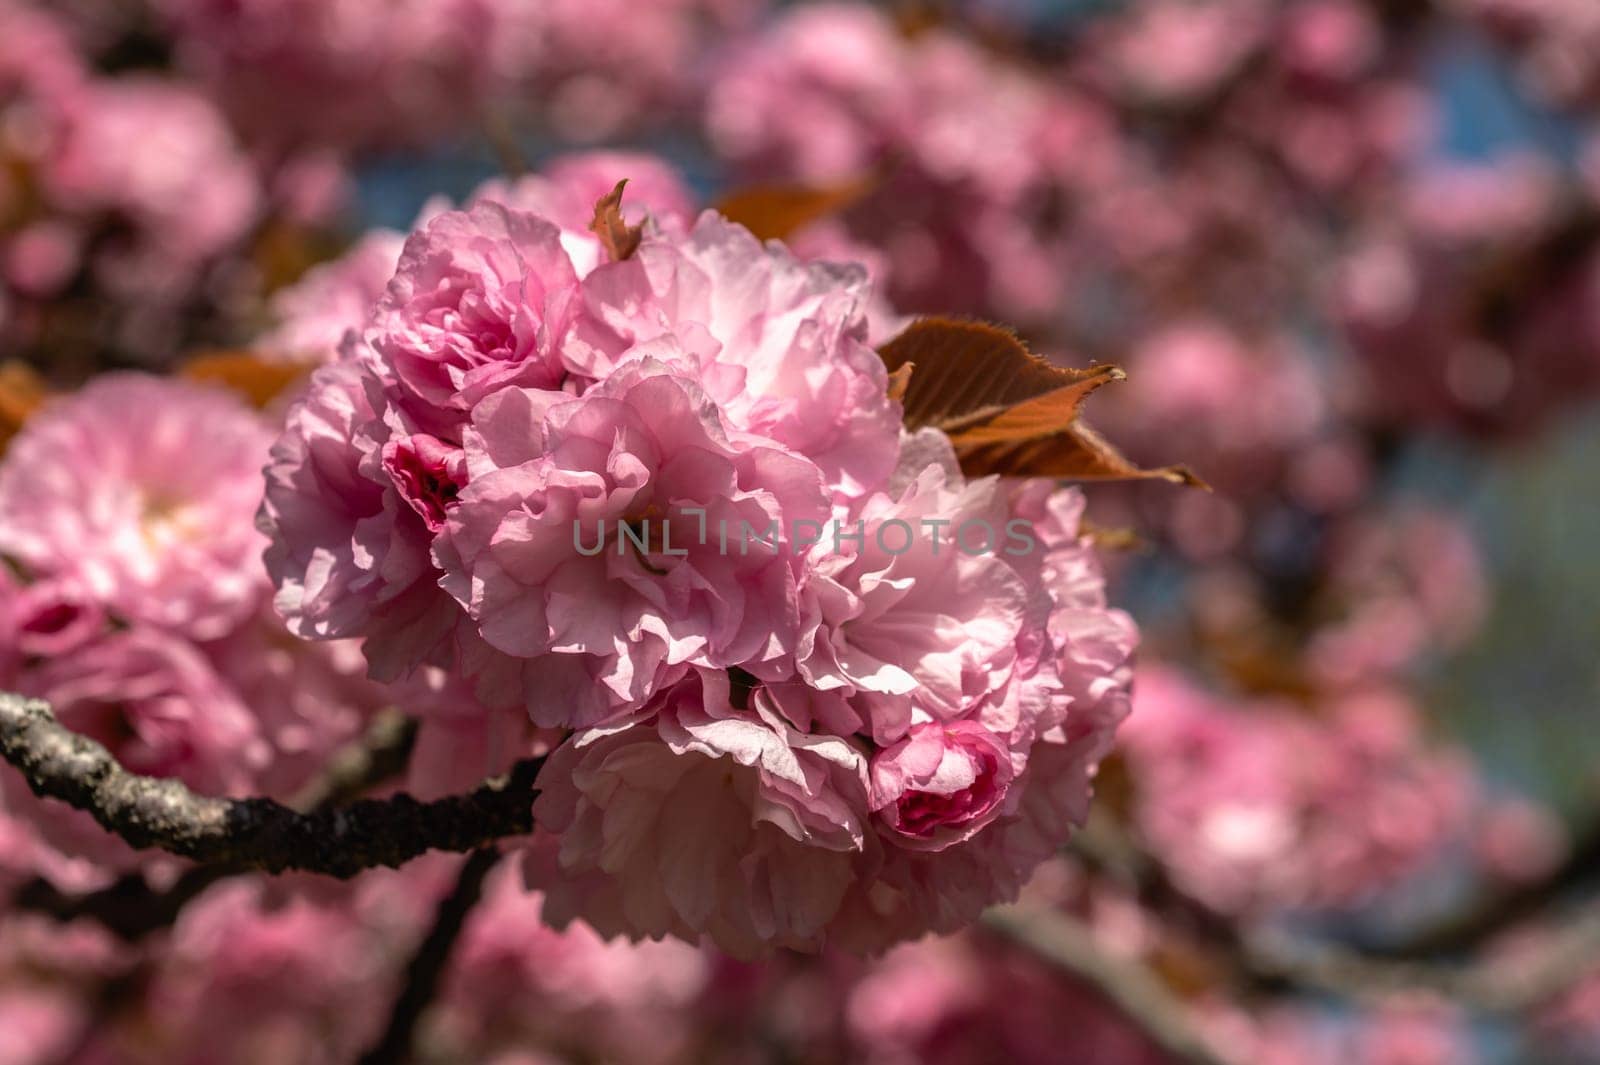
[265,195,902,710]
[870,721,1016,849]
[1101,318,1326,497]
[705,3,1101,321]
[437,859,709,1064]
[437,358,829,724]
[382,432,468,533]
[260,360,460,681]
[527,669,871,958]
[573,212,901,499]
[796,458,1031,742]
[202,606,389,802]
[362,203,583,437]
[3,576,106,660]
[469,150,697,262]
[0,374,273,641]
[526,450,1134,955]
[152,0,545,156]
[1121,667,1475,913]
[257,182,1137,956]
[42,77,259,294]
[1095,0,1270,104]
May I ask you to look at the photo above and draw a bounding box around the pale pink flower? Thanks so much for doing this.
[1095,0,1270,104]
[1308,507,1488,688]
[705,3,1103,321]
[42,77,259,295]
[469,150,697,258]
[527,450,1134,955]
[391,666,540,800]
[573,212,901,498]
[528,669,871,958]
[0,374,273,641]
[436,859,709,1064]
[438,357,830,724]
[795,459,1031,743]
[203,606,390,801]
[153,0,543,156]
[1122,667,1475,913]
[1102,318,1326,496]
[361,202,584,438]
[260,360,460,680]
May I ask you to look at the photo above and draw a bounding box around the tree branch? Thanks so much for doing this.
[1065,812,1600,1012]
[0,692,541,878]
[1240,908,1600,1013]
[1377,813,1600,958]
[287,708,420,812]
[357,848,499,1065]
[983,906,1243,1065]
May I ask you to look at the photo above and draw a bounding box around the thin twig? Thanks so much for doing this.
[1376,814,1600,958]
[1065,816,1600,1013]
[0,692,540,878]
[983,906,1243,1065]
[288,709,420,812]
[357,848,500,1065]
[11,867,230,941]
[1241,908,1600,1014]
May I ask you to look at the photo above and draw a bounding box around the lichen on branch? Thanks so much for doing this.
[0,691,540,878]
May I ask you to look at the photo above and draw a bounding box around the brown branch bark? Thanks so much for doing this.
[983,907,1244,1065]
[0,691,540,879]
[357,848,499,1065]
[10,708,423,939]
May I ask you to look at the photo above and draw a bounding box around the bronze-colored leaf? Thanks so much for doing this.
[880,318,1112,431]
[181,351,314,408]
[0,361,47,452]
[877,317,1205,486]
[962,422,1207,486]
[715,174,877,243]
[590,179,642,262]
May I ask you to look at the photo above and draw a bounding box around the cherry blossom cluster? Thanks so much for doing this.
[258,171,1136,955]
[0,375,387,891]
[0,1,259,360]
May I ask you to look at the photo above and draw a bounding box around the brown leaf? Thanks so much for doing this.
[715,174,877,243]
[879,317,1203,484]
[962,422,1207,486]
[181,351,314,408]
[0,361,47,452]
[881,319,1112,431]
[590,179,642,262]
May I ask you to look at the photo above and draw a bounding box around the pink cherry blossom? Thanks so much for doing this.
[438,357,829,724]
[42,77,259,296]
[527,668,871,958]
[361,202,584,437]
[0,374,273,641]
[260,360,460,681]
[1121,667,1475,914]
